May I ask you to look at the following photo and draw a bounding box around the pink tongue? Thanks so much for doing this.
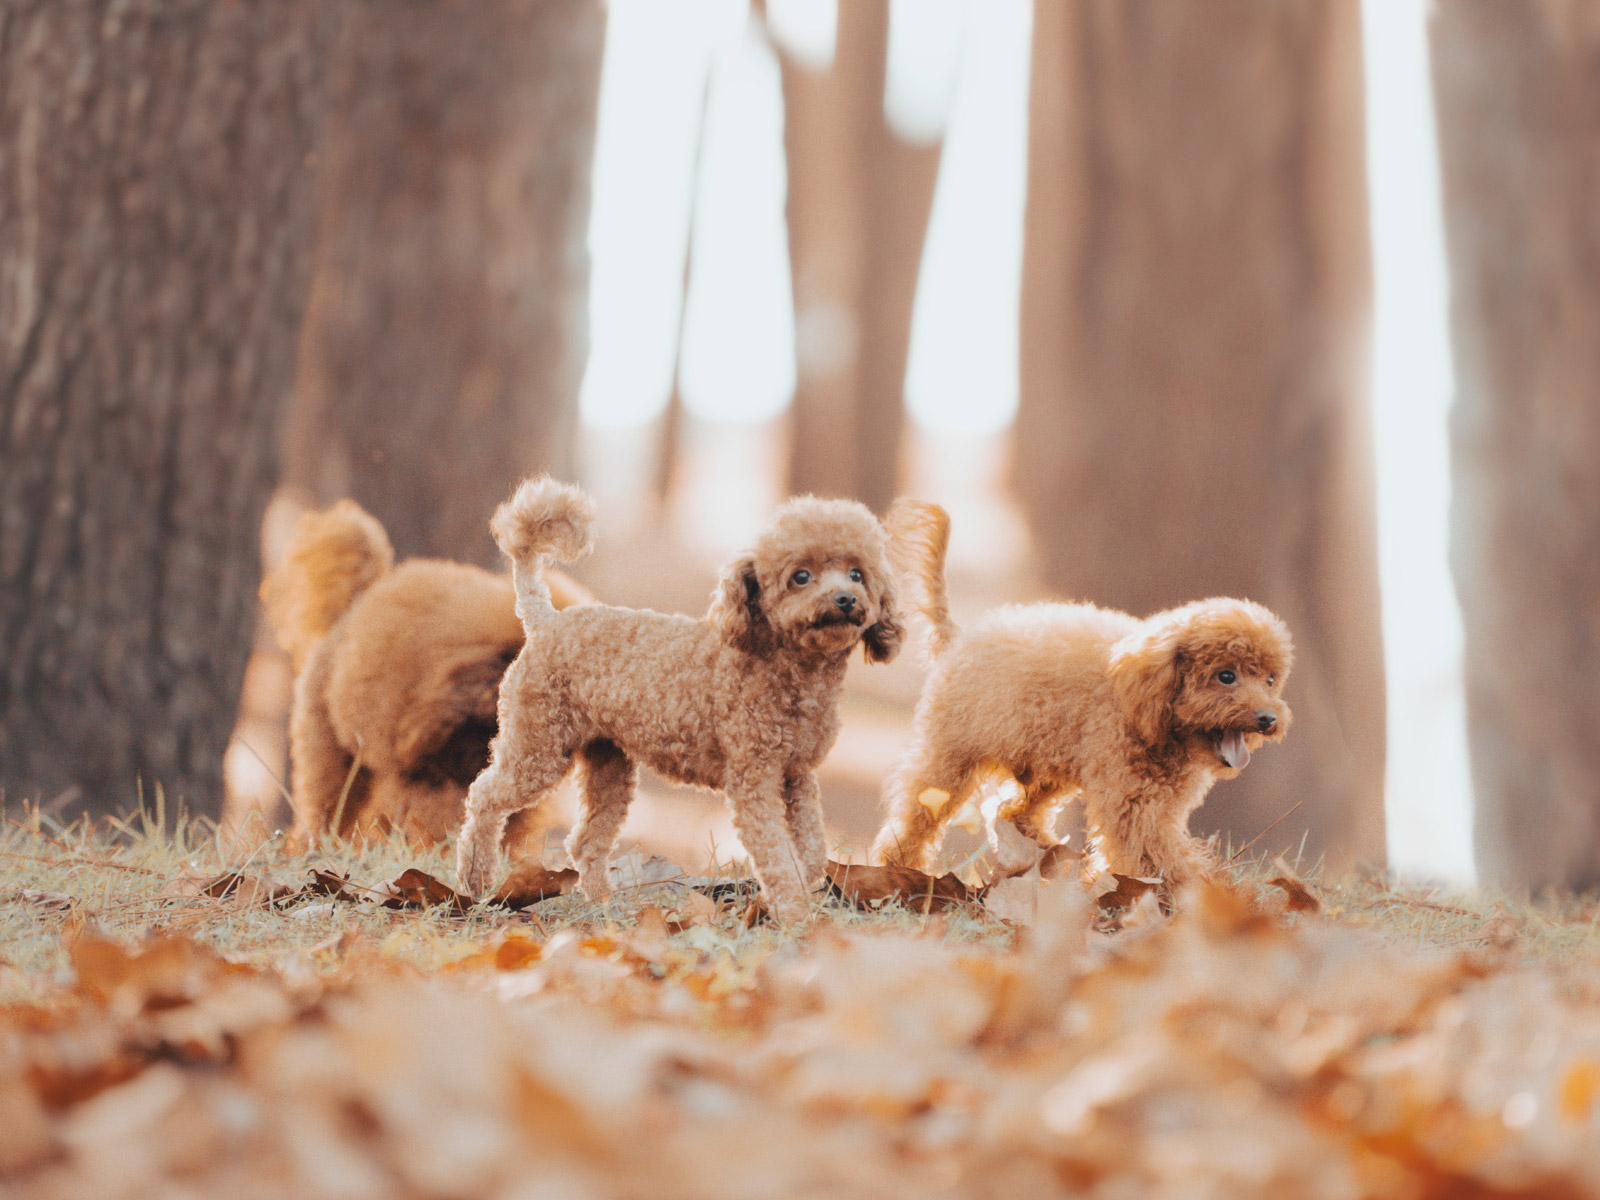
[1219,731,1251,770]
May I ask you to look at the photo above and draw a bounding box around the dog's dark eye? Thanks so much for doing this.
[1218,670,1237,685]
[791,569,812,587]
[848,567,863,583]
[1267,673,1276,687]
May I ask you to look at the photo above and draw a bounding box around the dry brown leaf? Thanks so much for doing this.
[489,862,579,909]
[492,932,543,971]
[664,889,719,932]
[194,870,298,909]
[1474,903,1521,950]
[21,888,77,913]
[1267,856,1322,914]
[825,861,970,914]
[1094,873,1163,913]
[305,868,364,903]
[379,869,473,915]
[68,930,217,1012]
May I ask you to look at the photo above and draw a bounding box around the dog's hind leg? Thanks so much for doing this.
[286,645,368,849]
[871,749,974,871]
[782,773,828,888]
[565,739,637,899]
[457,706,575,894]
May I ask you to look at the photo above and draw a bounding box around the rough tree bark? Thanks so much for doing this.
[0,2,342,817]
[1432,3,1600,891]
[1017,0,1385,869]
[771,0,941,514]
[284,0,604,566]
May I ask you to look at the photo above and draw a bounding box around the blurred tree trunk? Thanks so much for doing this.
[771,1,941,513]
[1432,4,1600,891]
[0,2,341,818]
[1017,0,1384,869]
[283,0,604,566]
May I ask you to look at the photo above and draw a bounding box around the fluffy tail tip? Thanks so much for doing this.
[260,498,394,669]
[490,476,597,566]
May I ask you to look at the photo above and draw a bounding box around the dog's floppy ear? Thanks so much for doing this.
[862,568,905,664]
[709,553,770,653]
[1109,618,1185,746]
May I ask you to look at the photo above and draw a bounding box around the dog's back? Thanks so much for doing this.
[918,602,1138,782]
[512,604,764,790]
[326,559,525,778]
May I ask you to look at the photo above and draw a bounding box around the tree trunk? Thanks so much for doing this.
[773,0,941,514]
[1431,3,1600,891]
[0,1,342,818]
[1017,0,1385,870]
[284,0,604,566]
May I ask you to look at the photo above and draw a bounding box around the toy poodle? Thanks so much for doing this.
[871,500,1292,886]
[455,477,904,921]
[262,499,590,849]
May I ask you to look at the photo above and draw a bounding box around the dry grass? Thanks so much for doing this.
[5,802,1598,1007]
[0,804,1016,1007]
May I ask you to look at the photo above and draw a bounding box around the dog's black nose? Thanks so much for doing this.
[1256,711,1277,733]
[834,592,856,612]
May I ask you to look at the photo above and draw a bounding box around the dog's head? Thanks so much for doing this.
[708,497,904,664]
[1108,598,1293,775]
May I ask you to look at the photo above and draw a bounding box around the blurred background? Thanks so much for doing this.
[4,0,1595,893]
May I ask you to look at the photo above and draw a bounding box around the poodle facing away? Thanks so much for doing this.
[871,501,1292,886]
[456,477,904,921]
[262,499,590,849]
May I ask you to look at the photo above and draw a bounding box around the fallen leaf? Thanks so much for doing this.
[983,872,1040,924]
[1268,856,1322,914]
[824,861,970,914]
[987,817,1042,879]
[67,930,216,1014]
[664,889,719,932]
[1094,873,1163,914]
[489,863,578,909]
[691,876,758,902]
[305,869,364,903]
[379,869,472,915]
[1558,1057,1600,1122]
[1474,903,1521,950]
[21,888,77,913]
[492,933,543,971]
[195,871,297,909]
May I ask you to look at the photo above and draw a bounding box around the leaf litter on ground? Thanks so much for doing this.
[4,814,1600,1197]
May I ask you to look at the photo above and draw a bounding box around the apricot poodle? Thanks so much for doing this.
[456,477,904,921]
[871,501,1292,885]
[262,499,589,849]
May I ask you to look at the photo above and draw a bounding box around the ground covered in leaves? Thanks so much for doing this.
[5,814,1600,1199]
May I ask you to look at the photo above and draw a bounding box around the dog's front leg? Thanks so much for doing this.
[782,773,829,888]
[1084,782,1214,889]
[725,774,812,924]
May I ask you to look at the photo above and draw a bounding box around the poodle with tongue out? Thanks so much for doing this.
[871,501,1292,887]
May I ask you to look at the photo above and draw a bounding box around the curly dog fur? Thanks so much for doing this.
[871,500,1292,885]
[262,499,589,849]
[456,477,904,921]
